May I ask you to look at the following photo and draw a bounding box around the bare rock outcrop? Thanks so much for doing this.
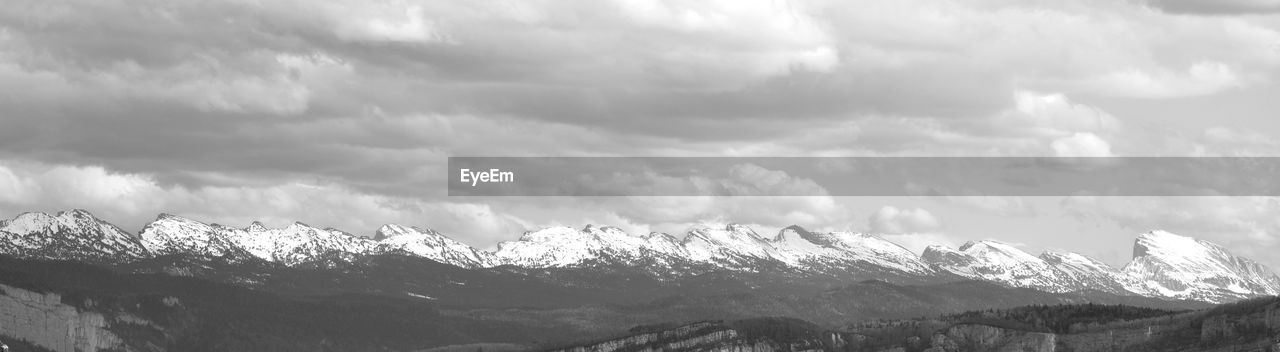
[0,284,121,352]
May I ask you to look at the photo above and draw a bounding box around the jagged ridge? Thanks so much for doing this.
[2,210,1278,303]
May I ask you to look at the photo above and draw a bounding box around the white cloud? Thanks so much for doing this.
[612,0,839,79]
[1061,196,1280,270]
[937,196,1037,217]
[723,163,829,196]
[868,206,941,234]
[1078,62,1244,99]
[1052,132,1114,157]
[330,4,451,43]
[0,159,529,244]
[1008,91,1122,136]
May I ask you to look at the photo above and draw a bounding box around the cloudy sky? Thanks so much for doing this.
[3,0,1280,269]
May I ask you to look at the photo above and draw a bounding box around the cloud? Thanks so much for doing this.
[766,91,1125,157]
[1060,196,1280,270]
[1145,0,1280,14]
[330,4,451,43]
[0,159,529,244]
[1,0,1280,256]
[547,164,851,229]
[1051,133,1115,157]
[936,196,1038,217]
[868,206,941,234]
[1075,61,1244,99]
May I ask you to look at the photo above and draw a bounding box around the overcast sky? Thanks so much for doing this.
[3,0,1280,270]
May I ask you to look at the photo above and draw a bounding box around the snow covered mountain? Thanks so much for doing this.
[224,221,375,266]
[139,213,254,259]
[770,225,935,276]
[923,241,1068,292]
[923,241,1142,295]
[1123,230,1280,303]
[492,225,696,276]
[681,224,785,268]
[489,223,939,279]
[136,213,494,268]
[1039,250,1131,294]
[3,210,1278,303]
[0,210,149,262]
[374,224,496,268]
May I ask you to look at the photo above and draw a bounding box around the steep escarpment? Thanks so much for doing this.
[558,298,1280,352]
[925,324,1055,352]
[0,283,121,352]
[546,318,849,352]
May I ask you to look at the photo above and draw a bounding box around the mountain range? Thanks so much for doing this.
[1,209,1278,304]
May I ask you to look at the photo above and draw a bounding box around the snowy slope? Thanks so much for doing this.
[923,241,1070,292]
[1040,250,1130,294]
[0,210,149,262]
[216,221,376,266]
[138,214,495,268]
[681,224,784,268]
[1123,230,1280,303]
[6,209,1280,304]
[139,214,252,258]
[770,225,935,275]
[493,225,688,269]
[374,224,496,268]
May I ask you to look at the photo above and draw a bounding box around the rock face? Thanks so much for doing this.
[1123,230,1280,303]
[548,321,843,352]
[0,284,121,352]
[923,324,1055,352]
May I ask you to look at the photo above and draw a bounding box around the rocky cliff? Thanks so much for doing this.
[547,320,843,352]
[923,324,1055,352]
[0,283,121,352]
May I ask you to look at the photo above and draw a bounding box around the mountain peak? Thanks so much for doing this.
[958,240,1011,252]
[1,209,148,261]
[247,221,268,232]
[146,213,205,229]
[960,240,1042,263]
[921,244,964,264]
[1039,250,1112,269]
[725,223,753,232]
[3,212,56,234]
[582,224,628,238]
[375,224,440,241]
[1133,230,1194,259]
[517,226,584,242]
[59,208,98,219]
[324,227,357,237]
[1124,229,1280,302]
[643,231,678,241]
[775,225,830,245]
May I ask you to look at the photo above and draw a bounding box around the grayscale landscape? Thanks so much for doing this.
[2,0,1280,351]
